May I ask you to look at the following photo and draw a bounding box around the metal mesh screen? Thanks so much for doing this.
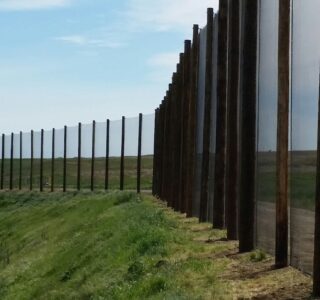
[54,128,64,190]
[12,133,20,189]
[255,0,279,255]
[3,134,11,189]
[21,132,31,189]
[95,121,107,189]
[42,130,52,190]
[193,25,207,217]
[290,0,320,274]
[66,126,78,190]
[109,119,122,189]
[124,116,139,190]
[141,113,154,190]
[81,123,92,189]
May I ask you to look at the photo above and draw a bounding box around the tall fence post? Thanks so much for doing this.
[91,120,96,191]
[314,74,320,297]
[105,119,110,190]
[120,116,125,191]
[160,99,167,201]
[164,94,171,203]
[276,0,290,269]
[213,0,228,229]
[152,110,158,196]
[1,134,4,190]
[63,126,67,192]
[239,0,258,253]
[226,0,240,240]
[137,113,143,193]
[77,123,81,191]
[30,130,34,191]
[51,128,55,192]
[40,129,44,192]
[19,131,22,190]
[169,72,178,208]
[175,55,184,212]
[199,8,214,222]
[180,40,191,214]
[9,133,13,190]
[186,24,199,218]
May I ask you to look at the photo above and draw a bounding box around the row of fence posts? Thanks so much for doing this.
[0,114,144,193]
[151,0,320,296]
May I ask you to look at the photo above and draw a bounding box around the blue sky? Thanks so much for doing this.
[0,0,218,134]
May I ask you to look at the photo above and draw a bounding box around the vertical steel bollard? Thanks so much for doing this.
[40,129,44,192]
[77,123,81,191]
[63,126,67,192]
[199,8,214,222]
[120,116,125,191]
[105,119,110,190]
[226,0,240,240]
[1,134,4,190]
[9,133,13,190]
[137,113,143,194]
[91,121,96,191]
[19,131,22,190]
[239,0,258,253]
[51,128,55,192]
[30,130,34,191]
[275,0,290,269]
[213,0,229,229]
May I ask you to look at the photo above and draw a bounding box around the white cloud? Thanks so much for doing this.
[54,35,126,49]
[125,0,219,33]
[0,0,71,11]
[55,35,86,45]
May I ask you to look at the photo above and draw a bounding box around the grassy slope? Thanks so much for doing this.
[0,192,228,300]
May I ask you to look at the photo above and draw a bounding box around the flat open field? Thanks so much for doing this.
[257,150,317,210]
[0,191,313,299]
[0,155,153,191]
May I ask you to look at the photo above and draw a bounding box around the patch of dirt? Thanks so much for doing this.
[154,199,313,299]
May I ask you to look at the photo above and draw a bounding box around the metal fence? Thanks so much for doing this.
[0,114,155,193]
[152,0,320,295]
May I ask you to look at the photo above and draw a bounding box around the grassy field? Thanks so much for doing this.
[0,191,229,299]
[0,191,312,299]
[1,155,153,191]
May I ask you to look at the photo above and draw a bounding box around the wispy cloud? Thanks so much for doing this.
[54,35,126,49]
[55,35,86,45]
[0,0,72,11]
[125,0,219,33]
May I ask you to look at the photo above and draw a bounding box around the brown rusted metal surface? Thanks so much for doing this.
[239,0,258,253]
[186,25,199,218]
[276,0,290,269]
[213,0,228,229]
[226,0,240,240]
[199,8,214,222]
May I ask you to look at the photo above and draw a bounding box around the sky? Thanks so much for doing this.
[0,0,219,134]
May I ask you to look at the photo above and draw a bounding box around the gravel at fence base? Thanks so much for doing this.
[257,201,314,274]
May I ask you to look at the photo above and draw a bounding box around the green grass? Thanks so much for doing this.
[0,191,228,299]
[1,155,153,191]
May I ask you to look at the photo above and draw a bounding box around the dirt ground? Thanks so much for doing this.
[197,228,312,299]
[157,200,314,300]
